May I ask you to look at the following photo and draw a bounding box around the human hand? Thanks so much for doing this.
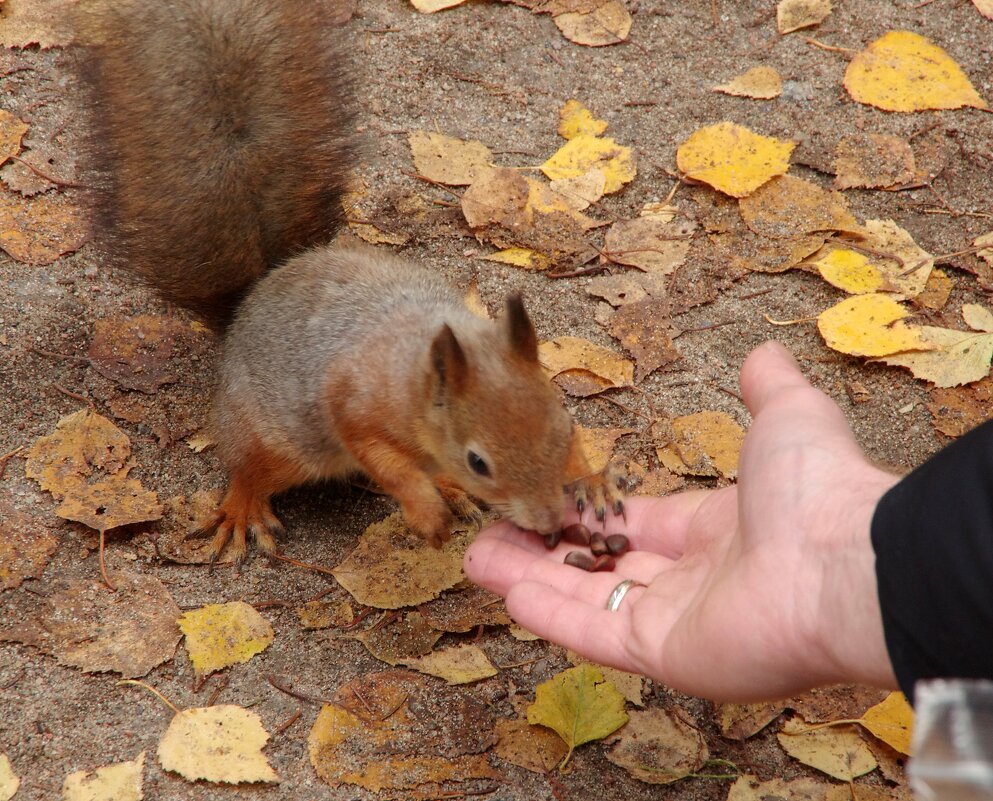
[464,342,901,701]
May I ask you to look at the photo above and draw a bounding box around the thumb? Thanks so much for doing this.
[739,341,813,417]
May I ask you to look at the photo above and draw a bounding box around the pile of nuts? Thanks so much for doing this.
[543,523,630,571]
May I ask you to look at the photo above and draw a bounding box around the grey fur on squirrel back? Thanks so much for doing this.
[74,0,354,329]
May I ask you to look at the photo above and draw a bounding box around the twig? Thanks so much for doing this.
[805,38,857,55]
[206,674,229,707]
[9,155,82,188]
[53,383,96,410]
[266,674,335,706]
[269,551,338,577]
[275,709,302,734]
[98,531,116,591]
[0,445,24,480]
[117,680,180,713]
[400,169,463,198]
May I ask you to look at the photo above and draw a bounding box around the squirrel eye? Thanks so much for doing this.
[467,450,490,478]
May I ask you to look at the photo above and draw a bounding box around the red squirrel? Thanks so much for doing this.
[74,0,623,565]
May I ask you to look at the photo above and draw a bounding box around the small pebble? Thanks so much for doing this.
[564,551,594,571]
[590,554,616,572]
[605,533,630,556]
[590,531,608,556]
[562,523,592,545]
[543,529,563,549]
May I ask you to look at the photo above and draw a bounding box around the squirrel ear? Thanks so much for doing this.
[504,293,539,364]
[430,323,469,395]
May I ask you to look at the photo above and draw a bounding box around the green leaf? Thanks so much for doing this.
[527,664,629,767]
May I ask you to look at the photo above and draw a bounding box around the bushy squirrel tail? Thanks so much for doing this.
[74,0,354,329]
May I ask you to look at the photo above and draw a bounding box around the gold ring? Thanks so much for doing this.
[605,579,645,612]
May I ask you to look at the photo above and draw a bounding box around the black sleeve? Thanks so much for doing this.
[871,417,993,701]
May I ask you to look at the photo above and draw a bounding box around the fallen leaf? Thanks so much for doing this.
[916,268,952,312]
[0,0,76,48]
[776,0,832,33]
[928,374,993,437]
[62,752,145,801]
[713,229,828,274]
[331,512,472,609]
[777,717,877,781]
[159,706,278,784]
[833,133,916,190]
[814,249,887,294]
[553,0,631,47]
[603,217,692,273]
[409,0,469,11]
[676,122,795,198]
[0,111,28,167]
[541,133,635,194]
[844,30,988,112]
[728,774,849,801]
[527,664,629,767]
[817,294,931,358]
[296,599,354,630]
[606,708,709,784]
[714,66,783,99]
[347,220,409,246]
[494,715,570,773]
[481,247,553,271]
[400,643,498,684]
[418,584,511,632]
[739,175,863,239]
[718,702,784,740]
[872,314,993,387]
[88,316,192,394]
[408,131,492,185]
[788,684,890,723]
[975,231,993,270]
[177,601,275,675]
[656,411,745,480]
[606,297,681,381]
[549,168,606,209]
[309,670,496,791]
[55,475,164,533]
[354,611,442,664]
[573,426,632,474]
[0,499,59,589]
[0,754,19,801]
[558,99,609,139]
[859,692,913,755]
[974,0,993,19]
[538,336,634,396]
[0,570,181,678]
[0,189,86,265]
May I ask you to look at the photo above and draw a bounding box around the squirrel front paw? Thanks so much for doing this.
[402,481,482,549]
[569,461,628,523]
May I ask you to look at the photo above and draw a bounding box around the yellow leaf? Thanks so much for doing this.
[177,601,275,675]
[844,30,988,112]
[776,0,832,33]
[553,0,631,47]
[676,122,795,198]
[873,325,993,387]
[0,753,19,801]
[817,294,932,357]
[541,134,635,194]
[481,247,552,271]
[400,644,498,684]
[859,692,913,755]
[814,249,886,294]
[573,426,632,474]
[538,336,635,396]
[558,99,609,139]
[714,66,783,99]
[549,168,606,209]
[963,303,993,333]
[527,664,629,767]
[158,706,278,784]
[62,753,145,801]
[408,130,492,185]
[656,411,745,480]
[777,718,877,781]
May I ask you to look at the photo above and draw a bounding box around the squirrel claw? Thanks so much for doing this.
[570,462,627,524]
[196,490,284,569]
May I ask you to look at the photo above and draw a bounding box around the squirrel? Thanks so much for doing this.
[74,0,624,565]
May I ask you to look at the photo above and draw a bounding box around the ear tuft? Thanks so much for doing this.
[505,293,539,364]
[430,323,469,395]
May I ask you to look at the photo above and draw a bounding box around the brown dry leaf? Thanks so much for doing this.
[974,0,993,18]
[975,231,993,269]
[633,467,686,495]
[606,708,709,784]
[400,643,498,684]
[159,706,278,784]
[0,188,86,265]
[538,336,635,397]
[309,670,497,791]
[494,715,570,773]
[656,411,745,480]
[573,426,632,474]
[728,775,849,801]
[0,754,18,801]
[928,374,993,437]
[0,0,76,47]
[776,0,832,33]
[88,315,193,394]
[676,122,795,199]
[603,217,693,274]
[916,268,952,312]
[606,297,681,381]
[714,66,783,99]
[844,31,988,112]
[549,168,606,210]
[739,175,863,240]
[788,685,890,723]
[834,134,916,190]
[150,490,223,565]
[712,229,828,274]
[1,149,61,196]
[348,220,409,246]
[586,273,654,306]
[56,474,163,533]
[296,599,354,630]
[177,601,275,676]
[418,584,511,632]
[62,752,145,801]
[718,702,784,740]
[408,131,492,185]
[0,110,28,167]
[0,570,181,678]
[331,512,472,609]
[777,717,877,781]
[354,611,443,664]
[0,499,59,589]
[553,0,631,47]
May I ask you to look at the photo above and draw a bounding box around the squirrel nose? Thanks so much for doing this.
[511,500,564,536]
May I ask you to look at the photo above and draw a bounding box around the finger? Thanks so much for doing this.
[739,341,811,416]
[504,580,647,673]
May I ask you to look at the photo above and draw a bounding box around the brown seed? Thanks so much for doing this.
[543,529,563,549]
[564,551,594,571]
[605,533,630,556]
[562,523,592,546]
[590,554,616,572]
[590,531,608,556]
